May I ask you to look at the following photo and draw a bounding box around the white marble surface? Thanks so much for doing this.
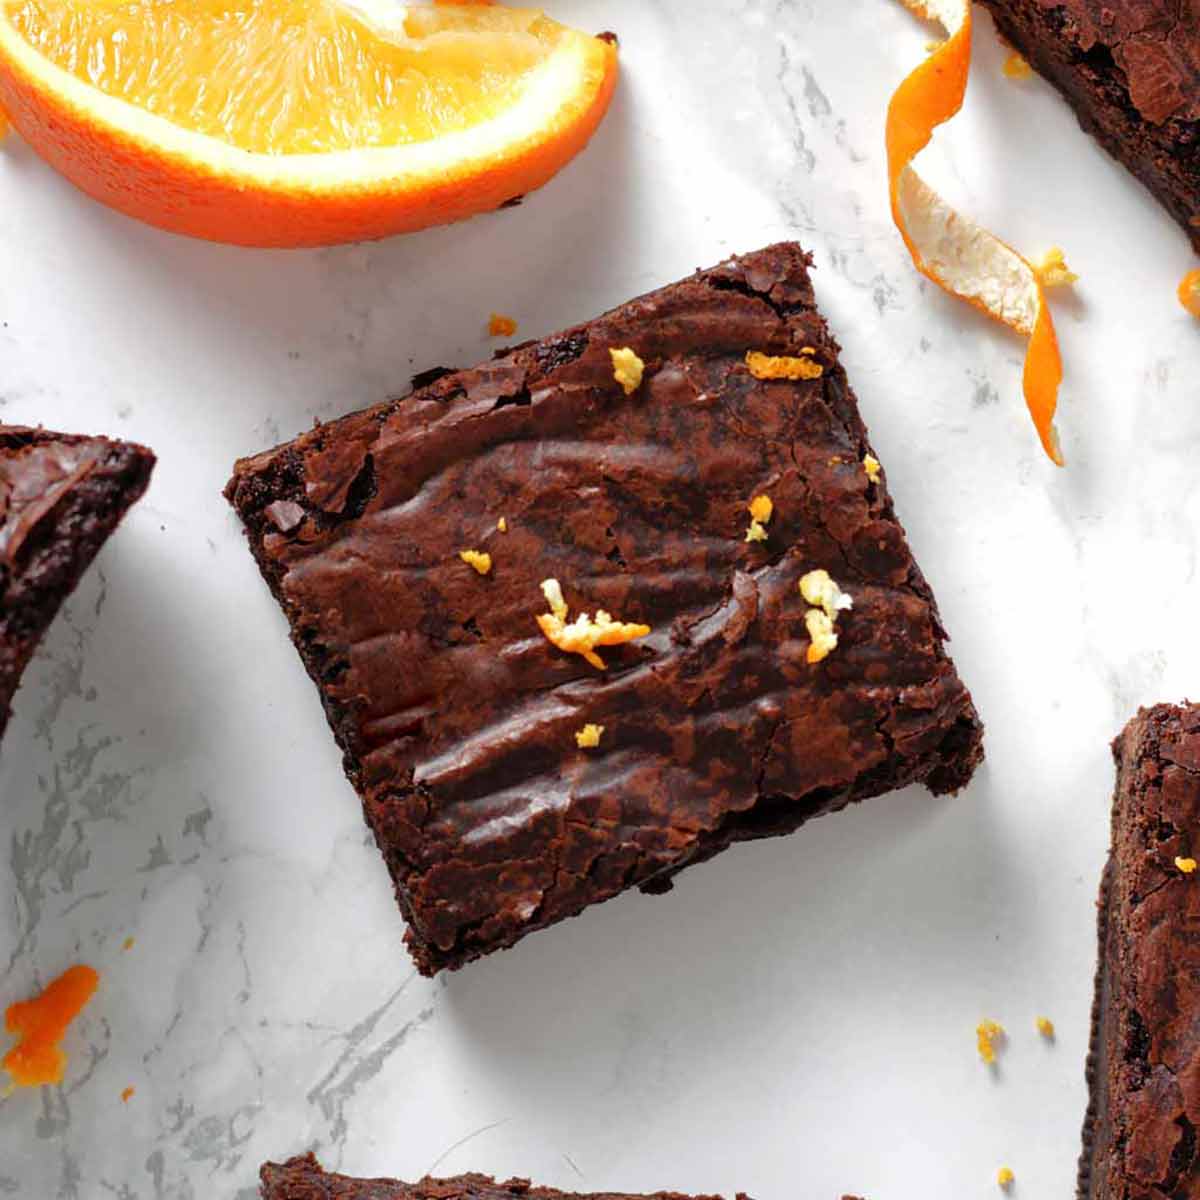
[1,1,1198,1196]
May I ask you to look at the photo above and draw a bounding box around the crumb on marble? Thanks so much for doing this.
[610,347,645,395]
[1036,1016,1055,1039]
[459,549,492,576]
[122,937,134,952]
[1003,51,1032,79]
[2,965,99,1089]
[488,313,518,337]
[575,723,604,749]
[745,349,824,381]
[997,1166,1014,1190]
[1034,247,1079,289]
[120,1086,135,1103]
[977,1019,1005,1064]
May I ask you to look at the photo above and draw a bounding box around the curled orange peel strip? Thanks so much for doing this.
[1180,269,1200,319]
[886,0,1065,466]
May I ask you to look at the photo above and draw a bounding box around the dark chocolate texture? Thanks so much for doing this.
[226,243,984,976]
[1079,703,1200,1198]
[259,1157,741,1200]
[0,426,155,740]
[979,0,1200,251]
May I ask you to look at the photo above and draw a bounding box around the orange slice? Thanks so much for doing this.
[3,964,99,1089]
[887,0,1065,465]
[0,0,618,247]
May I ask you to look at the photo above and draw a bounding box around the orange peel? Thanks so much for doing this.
[887,0,1065,465]
[536,578,649,671]
[1180,269,1200,319]
[3,964,99,1088]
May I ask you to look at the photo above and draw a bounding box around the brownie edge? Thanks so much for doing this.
[1078,704,1200,1198]
[226,241,984,976]
[259,1156,745,1200]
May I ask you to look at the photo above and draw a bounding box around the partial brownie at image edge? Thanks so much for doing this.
[0,425,156,741]
[1079,703,1200,1197]
[260,1156,748,1200]
[226,241,984,976]
[978,0,1200,251]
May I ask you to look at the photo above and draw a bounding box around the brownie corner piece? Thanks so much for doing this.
[0,425,155,740]
[259,1156,739,1200]
[1079,703,1200,1198]
[227,242,983,976]
[978,0,1200,251]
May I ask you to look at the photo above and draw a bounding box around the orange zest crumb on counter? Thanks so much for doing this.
[575,723,604,749]
[120,1086,135,1103]
[977,1019,1005,1064]
[536,578,650,671]
[1176,856,1197,874]
[1034,247,1079,289]
[122,937,135,952]
[459,549,492,576]
[488,313,519,338]
[1036,1015,1056,1039]
[997,1166,1015,1189]
[1180,270,1200,319]
[745,350,823,381]
[1002,51,1032,79]
[3,965,99,1088]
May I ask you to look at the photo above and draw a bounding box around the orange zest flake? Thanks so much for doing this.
[121,936,135,952]
[497,517,508,533]
[887,0,1065,466]
[120,1085,135,1103]
[1034,247,1079,289]
[745,350,823,381]
[1002,51,1032,79]
[1036,1015,1055,1039]
[536,578,650,671]
[1180,269,1200,319]
[976,1018,1005,1064]
[488,313,519,338]
[997,1166,1015,1189]
[745,493,774,543]
[1176,856,1198,875]
[610,347,645,395]
[575,723,604,749]
[459,549,492,576]
[3,965,99,1089]
[863,454,882,484]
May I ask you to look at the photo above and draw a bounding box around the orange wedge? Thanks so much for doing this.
[0,0,618,247]
[887,0,1065,465]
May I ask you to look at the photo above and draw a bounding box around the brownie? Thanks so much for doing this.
[0,425,155,740]
[979,0,1199,251]
[225,242,984,976]
[1079,704,1200,1198]
[259,1157,744,1200]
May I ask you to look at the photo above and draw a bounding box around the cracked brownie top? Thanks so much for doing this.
[225,242,983,975]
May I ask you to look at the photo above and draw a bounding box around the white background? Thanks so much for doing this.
[1,2,1198,1196]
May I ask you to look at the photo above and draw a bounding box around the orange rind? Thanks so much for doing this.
[887,0,1065,465]
[3,964,99,1089]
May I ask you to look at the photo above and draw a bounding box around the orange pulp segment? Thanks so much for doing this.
[3,964,99,1088]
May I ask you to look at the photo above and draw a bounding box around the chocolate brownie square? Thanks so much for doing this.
[1079,703,1200,1197]
[0,426,155,741]
[226,242,984,975]
[979,0,1199,250]
[260,1158,745,1200]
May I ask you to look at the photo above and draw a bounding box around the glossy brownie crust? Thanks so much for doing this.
[260,1157,741,1200]
[226,242,984,976]
[0,426,155,738]
[979,0,1200,251]
[1079,704,1200,1198]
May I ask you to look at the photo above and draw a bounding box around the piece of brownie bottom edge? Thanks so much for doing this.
[1078,703,1200,1197]
[259,1156,748,1200]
